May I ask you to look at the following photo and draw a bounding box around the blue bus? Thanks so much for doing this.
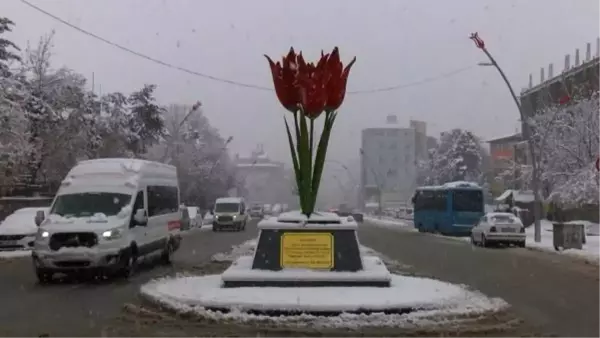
[411,181,485,236]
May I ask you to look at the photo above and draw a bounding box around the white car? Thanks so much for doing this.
[186,206,203,228]
[0,207,50,251]
[203,211,214,225]
[471,212,526,247]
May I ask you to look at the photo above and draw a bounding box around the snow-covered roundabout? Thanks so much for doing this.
[140,213,516,334]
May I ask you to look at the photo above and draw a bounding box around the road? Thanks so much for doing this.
[358,220,600,337]
[0,218,597,337]
[0,220,259,337]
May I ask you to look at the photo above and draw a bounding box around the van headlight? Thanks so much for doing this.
[102,228,123,240]
[36,229,50,241]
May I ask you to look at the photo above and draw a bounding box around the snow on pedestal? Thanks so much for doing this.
[220,210,391,287]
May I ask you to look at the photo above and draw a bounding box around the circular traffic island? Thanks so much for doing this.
[138,239,523,336]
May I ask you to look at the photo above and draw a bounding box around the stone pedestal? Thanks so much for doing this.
[221,211,391,287]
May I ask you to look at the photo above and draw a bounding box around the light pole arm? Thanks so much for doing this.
[470,32,543,242]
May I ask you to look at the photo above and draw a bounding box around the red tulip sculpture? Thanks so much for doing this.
[265,47,356,217]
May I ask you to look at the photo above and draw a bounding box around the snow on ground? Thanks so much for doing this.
[140,274,507,329]
[141,239,508,329]
[365,215,599,264]
[526,220,599,264]
[363,216,416,231]
[0,250,31,259]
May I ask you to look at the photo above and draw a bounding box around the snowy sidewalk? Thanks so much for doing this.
[525,220,599,265]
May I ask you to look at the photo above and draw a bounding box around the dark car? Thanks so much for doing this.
[352,212,364,223]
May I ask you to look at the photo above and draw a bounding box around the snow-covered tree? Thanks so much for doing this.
[528,91,599,207]
[18,32,90,186]
[146,103,234,208]
[126,84,165,156]
[0,17,20,76]
[0,17,30,187]
[420,128,486,184]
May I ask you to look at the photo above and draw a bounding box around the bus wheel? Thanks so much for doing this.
[471,234,479,246]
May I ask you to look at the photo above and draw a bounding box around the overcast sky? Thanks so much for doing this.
[2,0,599,170]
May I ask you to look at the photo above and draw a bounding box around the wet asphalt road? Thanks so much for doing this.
[0,218,597,337]
[358,220,600,337]
[0,220,259,337]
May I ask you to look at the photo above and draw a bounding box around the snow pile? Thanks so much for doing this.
[526,220,599,264]
[0,250,31,259]
[364,216,415,231]
[140,274,508,329]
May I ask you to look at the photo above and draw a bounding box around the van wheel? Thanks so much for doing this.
[36,268,53,285]
[117,247,137,279]
[161,238,175,265]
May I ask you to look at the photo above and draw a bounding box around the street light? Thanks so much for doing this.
[325,159,359,207]
[204,136,234,179]
[470,32,543,242]
[359,148,385,215]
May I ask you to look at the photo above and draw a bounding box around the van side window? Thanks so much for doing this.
[147,186,179,216]
[130,190,145,228]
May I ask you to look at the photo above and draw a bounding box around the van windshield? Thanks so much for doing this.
[214,203,240,213]
[51,193,132,218]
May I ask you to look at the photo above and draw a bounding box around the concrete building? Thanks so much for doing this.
[486,133,525,194]
[360,115,418,209]
[233,145,292,206]
[517,38,600,165]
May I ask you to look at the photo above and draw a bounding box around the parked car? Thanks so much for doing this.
[203,210,214,225]
[186,206,203,228]
[0,207,50,251]
[249,205,264,218]
[471,212,526,247]
[213,197,248,231]
[32,158,182,284]
[351,210,364,223]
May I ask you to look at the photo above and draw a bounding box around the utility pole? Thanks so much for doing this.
[360,148,385,216]
[470,32,543,242]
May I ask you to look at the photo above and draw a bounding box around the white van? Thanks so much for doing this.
[32,158,182,283]
[213,197,248,232]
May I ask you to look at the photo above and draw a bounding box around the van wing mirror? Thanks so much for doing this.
[34,210,45,226]
[133,208,148,226]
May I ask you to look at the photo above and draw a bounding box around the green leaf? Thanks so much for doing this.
[309,111,337,212]
[284,116,304,212]
[298,110,313,216]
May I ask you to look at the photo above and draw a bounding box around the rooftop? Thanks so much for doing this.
[486,133,522,144]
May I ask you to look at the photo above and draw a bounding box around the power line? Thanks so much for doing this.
[20,0,474,94]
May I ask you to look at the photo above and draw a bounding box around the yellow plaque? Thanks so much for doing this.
[280,232,334,269]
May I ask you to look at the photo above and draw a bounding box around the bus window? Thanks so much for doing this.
[452,190,483,212]
[432,190,447,211]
